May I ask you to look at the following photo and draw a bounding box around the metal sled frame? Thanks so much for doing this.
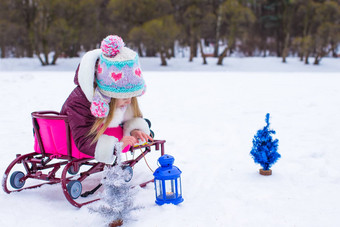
[2,111,165,208]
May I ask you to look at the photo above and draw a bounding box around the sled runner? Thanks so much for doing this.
[2,111,165,208]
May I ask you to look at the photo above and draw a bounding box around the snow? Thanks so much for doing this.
[0,56,340,227]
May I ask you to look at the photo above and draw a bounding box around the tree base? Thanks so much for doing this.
[259,169,272,176]
[109,219,123,227]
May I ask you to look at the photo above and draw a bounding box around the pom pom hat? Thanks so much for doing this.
[90,35,146,118]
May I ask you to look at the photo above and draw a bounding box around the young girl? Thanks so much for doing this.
[60,35,152,164]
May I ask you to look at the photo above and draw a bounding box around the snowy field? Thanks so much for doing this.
[0,56,340,227]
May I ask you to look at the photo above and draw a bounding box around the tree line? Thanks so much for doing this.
[0,0,339,66]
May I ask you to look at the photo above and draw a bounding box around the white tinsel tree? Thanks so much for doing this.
[89,155,140,226]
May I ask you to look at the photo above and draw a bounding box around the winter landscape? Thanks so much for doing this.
[0,56,340,227]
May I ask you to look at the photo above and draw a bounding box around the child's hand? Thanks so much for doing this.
[121,136,138,148]
[131,129,153,143]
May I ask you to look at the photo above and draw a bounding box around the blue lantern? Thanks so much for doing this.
[153,154,183,205]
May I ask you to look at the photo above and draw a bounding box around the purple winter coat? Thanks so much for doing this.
[60,66,97,157]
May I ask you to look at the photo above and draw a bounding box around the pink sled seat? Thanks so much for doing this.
[34,118,129,159]
[34,118,93,159]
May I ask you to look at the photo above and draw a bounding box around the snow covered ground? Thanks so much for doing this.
[0,56,339,227]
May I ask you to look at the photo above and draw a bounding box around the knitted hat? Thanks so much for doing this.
[91,35,146,118]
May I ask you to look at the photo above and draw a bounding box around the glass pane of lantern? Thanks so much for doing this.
[177,177,182,196]
[165,179,176,199]
[155,179,163,199]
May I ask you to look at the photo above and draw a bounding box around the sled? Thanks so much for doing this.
[2,111,165,208]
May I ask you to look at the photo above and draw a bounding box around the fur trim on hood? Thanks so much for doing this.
[77,49,101,102]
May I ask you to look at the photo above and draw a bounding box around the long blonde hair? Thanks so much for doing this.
[89,97,143,143]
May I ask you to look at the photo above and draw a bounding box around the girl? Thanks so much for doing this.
[60,35,152,164]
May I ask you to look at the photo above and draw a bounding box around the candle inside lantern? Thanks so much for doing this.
[166,192,175,199]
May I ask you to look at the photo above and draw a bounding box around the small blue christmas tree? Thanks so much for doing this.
[250,113,280,173]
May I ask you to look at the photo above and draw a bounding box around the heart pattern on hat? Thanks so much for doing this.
[135,68,141,77]
[111,72,122,82]
[97,64,103,74]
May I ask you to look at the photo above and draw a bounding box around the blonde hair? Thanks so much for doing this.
[89,97,142,143]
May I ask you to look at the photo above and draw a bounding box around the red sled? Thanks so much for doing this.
[2,111,165,208]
